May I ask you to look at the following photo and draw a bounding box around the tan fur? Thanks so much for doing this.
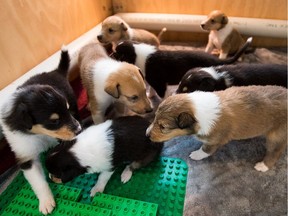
[201,10,245,59]
[97,15,166,47]
[79,43,152,124]
[147,85,287,171]
[30,125,76,140]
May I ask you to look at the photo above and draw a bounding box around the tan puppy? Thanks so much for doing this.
[97,15,166,47]
[79,43,152,124]
[201,10,245,59]
[146,85,287,172]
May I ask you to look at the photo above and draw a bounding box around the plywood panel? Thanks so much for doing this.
[0,0,112,89]
[113,0,287,19]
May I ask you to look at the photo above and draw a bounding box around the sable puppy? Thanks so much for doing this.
[201,10,245,59]
[112,37,252,98]
[146,85,287,172]
[78,43,152,124]
[46,116,163,196]
[1,48,82,215]
[97,15,166,48]
[176,64,287,93]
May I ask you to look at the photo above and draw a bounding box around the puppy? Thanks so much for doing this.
[201,10,245,59]
[46,116,163,196]
[176,64,288,93]
[112,37,252,98]
[97,15,166,48]
[78,43,152,124]
[1,48,82,214]
[146,85,287,172]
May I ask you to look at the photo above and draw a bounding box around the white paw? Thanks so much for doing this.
[254,161,269,172]
[39,196,56,215]
[121,168,133,184]
[189,148,210,160]
[90,184,104,197]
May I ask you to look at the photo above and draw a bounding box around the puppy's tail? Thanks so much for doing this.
[157,27,167,41]
[221,37,253,64]
[57,45,70,76]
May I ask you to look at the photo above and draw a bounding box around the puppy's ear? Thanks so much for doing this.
[121,22,128,31]
[199,77,217,91]
[221,15,228,24]
[177,112,196,129]
[9,103,33,130]
[104,79,120,98]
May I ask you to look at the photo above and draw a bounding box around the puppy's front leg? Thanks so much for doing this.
[205,39,214,53]
[190,143,222,160]
[22,159,55,215]
[189,146,211,160]
[90,171,114,196]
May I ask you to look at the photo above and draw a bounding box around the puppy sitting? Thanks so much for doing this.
[97,15,166,48]
[1,48,82,215]
[146,85,287,172]
[201,10,245,59]
[78,43,152,124]
[46,116,163,196]
[176,64,287,93]
[112,38,252,98]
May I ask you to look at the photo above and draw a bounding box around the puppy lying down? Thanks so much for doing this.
[46,116,163,196]
[146,85,287,172]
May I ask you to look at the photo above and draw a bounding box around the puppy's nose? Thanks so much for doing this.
[97,35,102,41]
[201,24,205,28]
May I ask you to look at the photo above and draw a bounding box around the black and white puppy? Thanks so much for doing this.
[176,63,287,93]
[45,116,163,196]
[112,37,252,98]
[1,48,82,215]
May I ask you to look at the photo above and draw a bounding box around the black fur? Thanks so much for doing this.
[176,63,287,93]
[45,140,87,183]
[45,116,163,183]
[3,50,81,134]
[113,38,252,97]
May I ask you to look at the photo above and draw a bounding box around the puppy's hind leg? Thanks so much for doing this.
[90,171,114,196]
[121,146,162,183]
[254,128,287,172]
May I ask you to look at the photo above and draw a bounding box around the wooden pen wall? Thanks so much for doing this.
[0,0,113,90]
[0,0,287,90]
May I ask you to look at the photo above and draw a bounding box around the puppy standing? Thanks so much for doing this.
[97,15,166,48]
[46,116,163,196]
[78,43,152,124]
[146,85,287,172]
[201,10,245,59]
[176,63,288,93]
[1,49,82,214]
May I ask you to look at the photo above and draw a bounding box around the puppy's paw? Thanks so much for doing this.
[90,185,104,197]
[254,161,269,172]
[39,196,56,215]
[189,148,210,160]
[121,168,133,184]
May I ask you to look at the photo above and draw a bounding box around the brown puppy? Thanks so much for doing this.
[97,15,166,47]
[201,10,245,59]
[79,43,152,124]
[146,85,287,172]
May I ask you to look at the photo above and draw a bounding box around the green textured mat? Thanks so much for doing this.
[0,157,188,216]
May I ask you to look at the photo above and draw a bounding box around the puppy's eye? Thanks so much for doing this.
[159,124,165,130]
[128,95,139,102]
[211,19,215,24]
[108,28,115,34]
